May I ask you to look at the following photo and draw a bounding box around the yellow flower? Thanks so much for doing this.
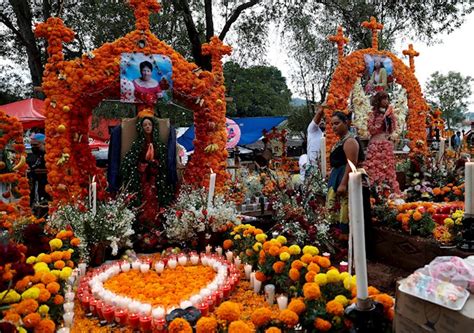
[26,256,37,264]
[234,235,242,240]
[455,218,462,225]
[36,253,47,262]
[256,234,267,242]
[315,273,327,286]
[253,242,263,251]
[334,295,349,306]
[21,287,41,300]
[276,235,287,244]
[279,252,290,261]
[33,262,50,274]
[38,304,50,315]
[288,245,301,255]
[302,245,319,255]
[326,269,340,283]
[339,272,350,281]
[443,218,454,228]
[49,238,63,250]
[51,270,61,278]
[60,267,73,280]
[343,276,357,290]
[18,328,27,333]
[0,290,21,304]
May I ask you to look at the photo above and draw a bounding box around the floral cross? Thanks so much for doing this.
[402,44,420,73]
[202,36,232,73]
[328,26,349,62]
[35,18,75,62]
[361,16,383,49]
[128,0,161,31]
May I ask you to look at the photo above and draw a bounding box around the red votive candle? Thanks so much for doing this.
[198,302,209,316]
[153,318,166,332]
[128,312,140,329]
[207,295,215,312]
[139,315,152,332]
[103,305,115,324]
[80,295,90,310]
[213,290,221,304]
[339,261,348,272]
[223,284,231,298]
[96,300,105,320]
[89,298,98,316]
[115,308,128,326]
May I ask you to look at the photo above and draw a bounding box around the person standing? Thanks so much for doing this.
[27,133,50,211]
[306,104,325,167]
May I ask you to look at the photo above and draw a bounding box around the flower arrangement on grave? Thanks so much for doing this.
[48,192,135,263]
[433,209,464,245]
[0,229,80,332]
[163,186,240,246]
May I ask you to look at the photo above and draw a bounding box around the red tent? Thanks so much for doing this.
[0,98,45,129]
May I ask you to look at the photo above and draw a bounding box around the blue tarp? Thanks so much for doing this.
[177,116,287,151]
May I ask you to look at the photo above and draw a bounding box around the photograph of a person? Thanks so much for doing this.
[363,54,393,94]
[120,53,173,104]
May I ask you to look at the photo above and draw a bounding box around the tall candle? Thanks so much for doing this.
[253,279,262,293]
[234,256,241,268]
[320,136,327,179]
[465,161,474,215]
[78,263,87,276]
[244,264,252,279]
[264,284,275,305]
[90,176,97,216]
[216,246,223,256]
[207,169,216,209]
[348,161,369,307]
[437,138,445,163]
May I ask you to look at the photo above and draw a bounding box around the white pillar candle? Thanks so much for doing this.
[234,257,241,268]
[132,261,141,270]
[264,284,275,305]
[65,292,75,302]
[78,263,87,276]
[276,295,288,310]
[121,262,130,272]
[205,245,212,254]
[348,162,369,304]
[190,255,199,265]
[244,264,252,279]
[437,138,445,163]
[207,169,216,209]
[57,328,70,333]
[140,263,150,273]
[250,272,256,288]
[63,302,74,313]
[152,307,165,319]
[180,300,193,309]
[465,161,474,215]
[154,261,165,273]
[168,258,177,269]
[139,303,152,315]
[215,246,223,256]
[253,279,262,293]
[63,312,74,327]
[320,136,327,179]
[225,251,233,262]
[90,177,97,216]
[178,255,187,266]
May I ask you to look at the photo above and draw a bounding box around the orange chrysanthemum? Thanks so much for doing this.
[318,257,331,268]
[196,316,218,333]
[250,307,273,327]
[273,261,286,274]
[216,301,241,322]
[40,272,57,285]
[255,271,267,282]
[228,320,252,333]
[290,260,304,270]
[34,318,55,333]
[326,300,344,316]
[53,294,64,305]
[288,298,306,315]
[46,282,60,294]
[303,283,321,300]
[23,312,42,328]
[14,299,39,315]
[168,318,193,333]
[314,317,332,331]
[278,309,299,328]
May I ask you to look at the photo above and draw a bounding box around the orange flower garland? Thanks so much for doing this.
[0,110,31,230]
[35,0,231,207]
[103,265,216,308]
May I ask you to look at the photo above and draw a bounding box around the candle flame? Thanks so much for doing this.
[210,168,214,174]
[347,159,357,173]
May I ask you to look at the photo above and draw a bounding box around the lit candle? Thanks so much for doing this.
[139,315,152,332]
[152,307,165,319]
[190,255,199,265]
[132,261,141,270]
[276,295,288,310]
[216,246,223,256]
[347,160,369,307]
[250,272,256,288]
[90,176,97,216]
[154,261,164,273]
[465,161,474,215]
[140,263,150,273]
[121,262,130,272]
[234,256,241,268]
[264,284,275,305]
[180,300,193,309]
[205,245,212,254]
[128,312,140,329]
[78,263,87,276]
[225,251,233,262]
[63,312,74,327]
[320,136,327,179]
[253,278,262,293]
[115,308,128,326]
[178,255,187,266]
[207,169,216,209]
[63,302,74,313]
[244,264,252,279]
[168,258,177,269]
[198,301,209,316]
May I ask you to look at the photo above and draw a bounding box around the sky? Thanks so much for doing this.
[266,12,474,116]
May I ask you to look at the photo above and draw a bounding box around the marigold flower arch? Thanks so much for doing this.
[325,21,429,161]
[35,0,230,206]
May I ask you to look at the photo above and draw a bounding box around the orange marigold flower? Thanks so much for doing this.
[368,286,380,296]
[412,211,422,221]
[272,261,286,274]
[307,263,320,273]
[196,316,218,333]
[38,288,51,303]
[15,277,30,292]
[305,271,316,282]
[3,311,21,324]
[40,272,57,285]
[269,246,280,256]
[39,255,52,264]
[300,253,313,264]
[70,238,80,246]
[265,328,282,333]
[56,230,68,239]
[373,294,394,309]
[255,271,267,282]
[53,260,65,270]
[34,318,55,333]
[23,312,42,328]
[289,268,300,282]
[64,230,73,238]
[53,294,64,305]
[14,299,38,315]
[303,283,321,300]
[326,300,344,316]
[291,260,304,270]
[278,309,299,328]
[385,307,394,321]
[228,320,252,333]
[223,239,233,250]
[62,251,72,260]
[314,317,332,331]
[168,318,192,333]
[216,301,241,322]
[251,307,273,327]
[318,257,331,268]
[288,298,306,315]
[46,282,60,294]
[50,251,63,262]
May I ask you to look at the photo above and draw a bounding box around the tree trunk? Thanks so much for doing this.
[9,0,45,95]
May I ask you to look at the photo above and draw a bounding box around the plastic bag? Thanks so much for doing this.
[417,256,474,291]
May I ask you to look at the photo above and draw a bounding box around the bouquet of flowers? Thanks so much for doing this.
[48,192,135,263]
[163,186,240,245]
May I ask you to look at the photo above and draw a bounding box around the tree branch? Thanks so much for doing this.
[204,0,214,41]
[0,13,27,45]
[218,0,259,41]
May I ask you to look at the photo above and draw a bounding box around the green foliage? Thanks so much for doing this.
[287,105,314,137]
[425,71,473,129]
[409,212,435,237]
[224,62,292,117]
